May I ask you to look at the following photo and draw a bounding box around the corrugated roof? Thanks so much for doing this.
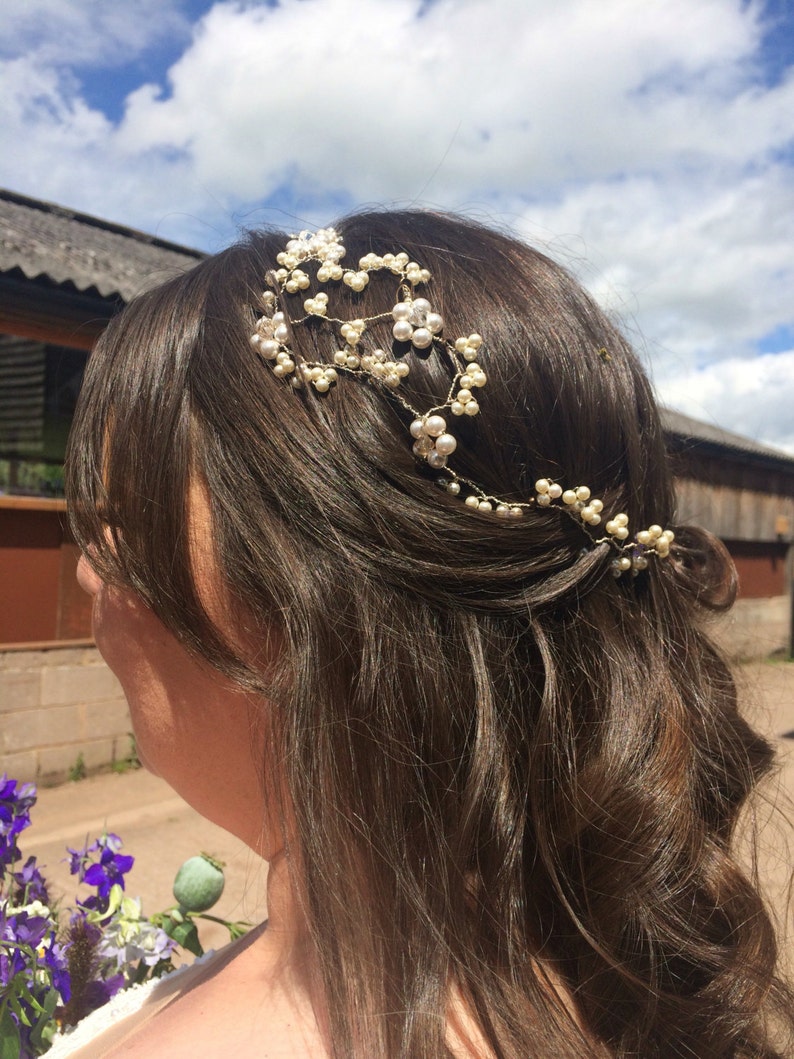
[0,188,204,303]
[660,407,794,466]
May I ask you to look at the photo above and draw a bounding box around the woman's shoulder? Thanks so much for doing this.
[46,947,223,1059]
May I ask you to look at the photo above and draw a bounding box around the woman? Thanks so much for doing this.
[63,211,792,1056]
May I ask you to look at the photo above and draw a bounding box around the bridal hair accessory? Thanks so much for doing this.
[249,228,673,577]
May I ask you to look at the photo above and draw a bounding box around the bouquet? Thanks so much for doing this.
[0,775,247,1057]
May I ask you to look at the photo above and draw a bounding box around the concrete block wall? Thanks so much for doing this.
[0,644,132,784]
[712,595,791,661]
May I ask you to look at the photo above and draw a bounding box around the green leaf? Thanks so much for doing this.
[0,1004,21,1059]
[28,988,60,1052]
[168,919,204,957]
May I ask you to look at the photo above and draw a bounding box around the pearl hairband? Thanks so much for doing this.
[249,228,674,577]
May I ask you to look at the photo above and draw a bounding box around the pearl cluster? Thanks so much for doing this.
[534,479,674,576]
[250,230,480,414]
[249,229,674,579]
[410,414,457,471]
[392,297,444,350]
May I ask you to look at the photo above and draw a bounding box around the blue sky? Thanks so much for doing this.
[1,0,793,451]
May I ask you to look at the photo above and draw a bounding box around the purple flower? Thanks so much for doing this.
[80,973,125,1012]
[13,855,49,905]
[67,837,99,881]
[83,842,134,901]
[0,774,37,870]
[42,936,71,1003]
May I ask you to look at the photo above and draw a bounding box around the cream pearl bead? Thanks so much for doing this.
[434,433,457,456]
[410,419,426,439]
[411,328,433,349]
[424,415,447,437]
[463,400,479,416]
[392,303,411,321]
[392,320,413,342]
[465,495,480,509]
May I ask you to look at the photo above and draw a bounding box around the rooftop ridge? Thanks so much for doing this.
[0,187,205,260]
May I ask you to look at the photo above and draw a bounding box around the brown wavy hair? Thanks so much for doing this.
[67,211,793,1057]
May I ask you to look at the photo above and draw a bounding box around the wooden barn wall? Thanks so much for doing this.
[673,476,794,543]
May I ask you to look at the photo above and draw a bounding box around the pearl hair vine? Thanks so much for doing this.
[249,227,674,578]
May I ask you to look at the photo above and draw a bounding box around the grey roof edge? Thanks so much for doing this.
[0,187,205,260]
[661,407,794,467]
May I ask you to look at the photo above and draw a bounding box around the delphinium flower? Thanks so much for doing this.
[83,836,134,904]
[0,774,36,870]
[0,777,69,1056]
[0,900,70,1057]
[59,833,138,1027]
[13,856,50,907]
[69,833,134,914]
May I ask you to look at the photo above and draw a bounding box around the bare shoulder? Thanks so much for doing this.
[103,927,327,1058]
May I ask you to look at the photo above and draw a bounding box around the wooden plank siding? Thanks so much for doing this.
[674,477,794,543]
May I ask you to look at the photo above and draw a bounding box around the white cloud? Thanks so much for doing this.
[0,0,792,445]
[517,167,794,367]
[658,350,794,454]
[0,0,191,66]
[113,0,793,202]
